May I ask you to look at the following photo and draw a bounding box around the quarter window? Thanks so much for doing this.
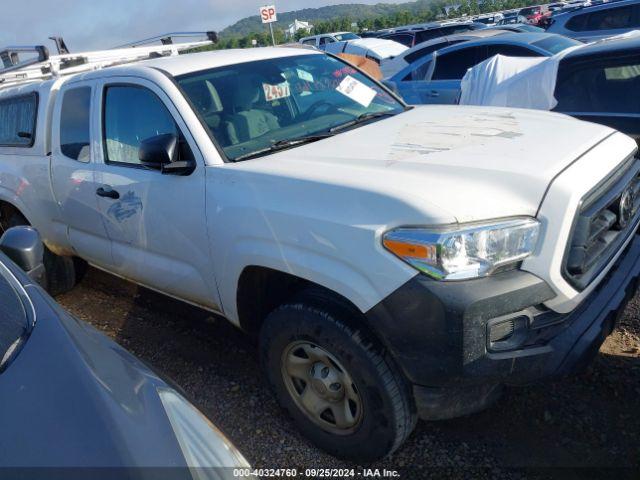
[60,87,91,161]
[0,94,37,147]
[103,85,178,166]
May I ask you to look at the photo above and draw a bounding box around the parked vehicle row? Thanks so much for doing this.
[459,31,640,144]
[382,31,580,104]
[1,27,639,463]
[547,0,640,41]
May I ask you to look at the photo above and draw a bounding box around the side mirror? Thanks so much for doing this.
[0,226,46,285]
[139,133,195,175]
[139,133,178,168]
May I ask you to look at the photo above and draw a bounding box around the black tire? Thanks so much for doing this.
[260,291,416,462]
[4,211,77,296]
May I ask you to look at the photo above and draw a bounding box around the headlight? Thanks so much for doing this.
[383,218,540,280]
[158,388,250,479]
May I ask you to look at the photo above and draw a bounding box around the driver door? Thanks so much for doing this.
[92,76,220,311]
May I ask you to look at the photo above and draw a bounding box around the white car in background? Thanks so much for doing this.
[324,37,408,63]
[299,32,361,49]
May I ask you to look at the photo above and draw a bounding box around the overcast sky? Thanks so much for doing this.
[2,0,407,51]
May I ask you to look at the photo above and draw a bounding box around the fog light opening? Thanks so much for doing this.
[487,314,530,352]
[489,320,515,343]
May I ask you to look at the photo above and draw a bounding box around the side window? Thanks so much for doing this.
[567,6,639,31]
[60,87,91,162]
[405,42,450,64]
[0,94,37,147]
[556,59,640,114]
[432,47,483,80]
[439,25,473,35]
[319,37,335,45]
[103,85,178,166]
[586,6,637,30]
[486,45,543,57]
[302,39,316,46]
[405,60,433,82]
[384,34,413,47]
[415,29,443,44]
[566,12,588,31]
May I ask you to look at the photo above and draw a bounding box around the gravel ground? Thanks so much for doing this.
[56,268,640,479]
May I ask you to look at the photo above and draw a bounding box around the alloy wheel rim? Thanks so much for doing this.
[281,341,363,435]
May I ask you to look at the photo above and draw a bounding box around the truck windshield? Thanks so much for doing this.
[176,53,405,161]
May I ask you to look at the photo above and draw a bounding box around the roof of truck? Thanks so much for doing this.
[140,47,320,77]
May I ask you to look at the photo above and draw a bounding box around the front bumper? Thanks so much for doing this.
[365,231,640,414]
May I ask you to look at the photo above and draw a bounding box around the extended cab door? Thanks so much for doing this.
[92,77,220,311]
[50,81,113,266]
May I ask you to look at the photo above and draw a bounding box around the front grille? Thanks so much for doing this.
[564,159,640,290]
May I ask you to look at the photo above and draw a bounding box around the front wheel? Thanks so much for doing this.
[260,295,416,461]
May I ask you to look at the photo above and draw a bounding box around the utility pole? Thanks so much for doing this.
[269,22,276,46]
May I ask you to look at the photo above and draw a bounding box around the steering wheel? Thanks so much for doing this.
[301,100,339,120]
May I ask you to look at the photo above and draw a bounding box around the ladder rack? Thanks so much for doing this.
[0,31,217,90]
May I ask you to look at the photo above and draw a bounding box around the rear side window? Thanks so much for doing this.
[432,46,484,80]
[103,85,178,166]
[0,94,37,147]
[555,58,640,113]
[566,5,640,31]
[60,87,91,162]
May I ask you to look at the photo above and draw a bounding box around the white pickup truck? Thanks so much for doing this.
[1,41,639,461]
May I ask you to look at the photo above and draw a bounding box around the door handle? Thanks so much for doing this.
[96,186,120,199]
[429,90,440,97]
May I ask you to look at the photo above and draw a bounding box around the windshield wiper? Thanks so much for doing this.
[232,133,335,161]
[329,111,398,133]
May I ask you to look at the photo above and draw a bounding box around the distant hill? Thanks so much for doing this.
[220,0,438,37]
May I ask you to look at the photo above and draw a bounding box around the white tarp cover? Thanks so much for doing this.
[325,38,407,62]
[460,30,640,110]
[459,51,573,110]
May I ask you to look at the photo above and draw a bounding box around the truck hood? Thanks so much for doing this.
[242,105,618,223]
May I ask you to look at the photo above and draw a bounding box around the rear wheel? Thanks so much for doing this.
[260,293,416,461]
[1,210,78,295]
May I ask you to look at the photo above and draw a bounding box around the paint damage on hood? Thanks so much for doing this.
[389,111,522,161]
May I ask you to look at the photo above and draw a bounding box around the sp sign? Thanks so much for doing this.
[260,5,277,23]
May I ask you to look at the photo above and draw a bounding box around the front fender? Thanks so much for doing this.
[219,236,415,324]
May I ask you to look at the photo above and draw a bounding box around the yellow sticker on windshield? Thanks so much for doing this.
[263,82,291,102]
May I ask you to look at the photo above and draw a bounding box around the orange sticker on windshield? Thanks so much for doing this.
[263,82,291,102]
